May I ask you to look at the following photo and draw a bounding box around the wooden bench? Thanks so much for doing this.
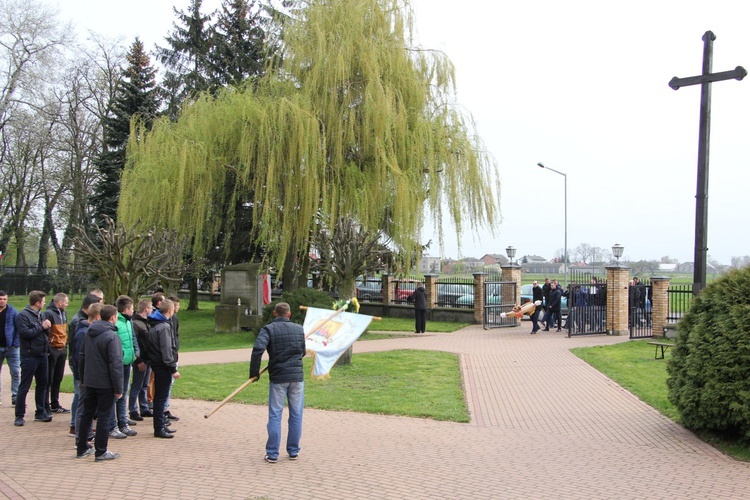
[647,341,675,360]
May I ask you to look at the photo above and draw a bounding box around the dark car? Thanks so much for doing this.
[356,279,383,301]
[436,284,473,307]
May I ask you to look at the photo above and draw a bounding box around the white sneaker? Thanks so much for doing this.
[109,428,127,439]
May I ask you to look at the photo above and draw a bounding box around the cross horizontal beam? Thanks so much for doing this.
[669,66,747,90]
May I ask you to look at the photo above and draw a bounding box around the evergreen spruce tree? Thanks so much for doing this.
[90,39,159,224]
[156,0,213,120]
[208,0,269,88]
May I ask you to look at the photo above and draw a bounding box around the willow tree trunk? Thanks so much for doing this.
[188,277,199,310]
[333,276,357,367]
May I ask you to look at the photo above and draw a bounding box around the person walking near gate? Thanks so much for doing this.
[530,281,543,334]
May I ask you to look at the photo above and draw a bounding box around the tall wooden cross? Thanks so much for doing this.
[669,31,746,295]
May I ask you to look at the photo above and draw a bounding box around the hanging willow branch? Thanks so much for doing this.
[119,0,501,276]
[69,215,199,301]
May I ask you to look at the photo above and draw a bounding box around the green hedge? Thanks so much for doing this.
[667,267,750,441]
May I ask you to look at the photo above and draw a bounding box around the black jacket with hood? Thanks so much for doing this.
[79,319,123,392]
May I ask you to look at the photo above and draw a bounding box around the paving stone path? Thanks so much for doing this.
[1,324,749,499]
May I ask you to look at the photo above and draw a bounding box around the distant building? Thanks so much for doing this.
[521,262,564,274]
[418,256,442,274]
[520,254,547,264]
[481,254,509,266]
[675,262,721,274]
[658,263,677,273]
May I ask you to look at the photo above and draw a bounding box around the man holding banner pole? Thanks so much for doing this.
[249,302,306,464]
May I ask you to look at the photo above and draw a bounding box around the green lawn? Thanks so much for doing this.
[572,340,750,461]
[61,349,469,422]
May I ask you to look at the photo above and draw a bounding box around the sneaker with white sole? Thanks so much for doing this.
[95,451,120,461]
[264,455,277,463]
[120,426,137,437]
[109,428,127,439]
[76,448,95,458]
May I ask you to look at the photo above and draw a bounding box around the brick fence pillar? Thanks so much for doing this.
[501,264,522,307]
[382,273,392,305]
[605,264,630,336]
[473,272,485,324]
[424,274,438,309]
[650,276,671,338]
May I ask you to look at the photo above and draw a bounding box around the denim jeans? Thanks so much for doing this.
[0,346,20,401]
[16,355,48,418]
[266,381,304,459]
[109,363,131,431]
[129,364,151,414]
[71,378,79,426]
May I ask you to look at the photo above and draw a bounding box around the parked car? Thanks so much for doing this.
[436,284,473,307]
[356,279,383,301]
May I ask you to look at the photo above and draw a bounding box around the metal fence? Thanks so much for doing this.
[483,281,517,329]
[565,283,607,336]
[0,268,95,296]
[391,275,422,305]
[435,277,473,309]
[667,284,693,324]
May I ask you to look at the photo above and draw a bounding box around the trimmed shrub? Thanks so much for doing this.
[667,267,750,441]
[261,288,336,326]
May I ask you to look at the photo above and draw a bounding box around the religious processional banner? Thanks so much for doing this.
[303,307,374,380]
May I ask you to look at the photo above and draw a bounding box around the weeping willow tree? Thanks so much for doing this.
[119,0,501,289]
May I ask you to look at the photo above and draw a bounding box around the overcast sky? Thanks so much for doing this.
[56,0,750,265]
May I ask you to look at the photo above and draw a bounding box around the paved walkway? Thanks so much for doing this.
[1,324,750,499]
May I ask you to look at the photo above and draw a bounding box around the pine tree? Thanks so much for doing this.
[208,0,269,88]
[156,0,213,120]
[90,38,159,224]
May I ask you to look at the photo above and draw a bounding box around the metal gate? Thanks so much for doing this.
[629,283,652,338]
[483,281,517,329]
[566,283,608,337]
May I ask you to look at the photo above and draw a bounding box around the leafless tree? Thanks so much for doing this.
[70,215,197,300]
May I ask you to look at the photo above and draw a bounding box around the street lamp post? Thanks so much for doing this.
[537,163,567,284]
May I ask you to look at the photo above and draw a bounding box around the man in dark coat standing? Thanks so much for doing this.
[409,282,428,333]
[14,291,52,426]
[546,280,563,332]
[250,302,306,463]
[76,305,123,461]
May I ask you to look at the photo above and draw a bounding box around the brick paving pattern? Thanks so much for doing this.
[1,324,749,499]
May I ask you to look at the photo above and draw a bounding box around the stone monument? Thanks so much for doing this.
[215,262,268,332]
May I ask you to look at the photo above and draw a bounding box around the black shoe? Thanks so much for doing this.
[34,413,52,422]
[165,420,172,427]
[11,398,16,406]
[141,410,154,417]
[51,406,70,414]
[14,416,24,426]
[164,427,177,433]
[556,328,562,332]
[164,411,179,421]
[154,429,174,439]
[130,412,144,421]
[542,328,549,332]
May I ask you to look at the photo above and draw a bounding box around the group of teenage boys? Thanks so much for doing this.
[0,289,182,461]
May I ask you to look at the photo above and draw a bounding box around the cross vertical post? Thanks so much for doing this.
[669,31,746,295]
